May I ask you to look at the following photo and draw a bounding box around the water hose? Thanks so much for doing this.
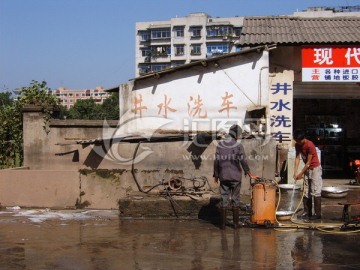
[274,178,360,234]
[273,180,309,231]
[131,141,163,193]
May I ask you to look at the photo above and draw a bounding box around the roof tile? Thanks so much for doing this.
[238,16,360,45]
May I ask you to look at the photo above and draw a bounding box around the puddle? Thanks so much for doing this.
[0,210,359,269]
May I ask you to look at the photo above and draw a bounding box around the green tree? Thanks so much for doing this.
[0,103,22,168]
[68,98,104,120]
[101,93,119,120]
[0,80,60,168]
[0,91,13,107]
[57,105,70,120]
[18,80,59,108]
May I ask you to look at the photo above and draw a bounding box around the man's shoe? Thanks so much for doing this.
[301,212,310,219]
[309,213,322,220]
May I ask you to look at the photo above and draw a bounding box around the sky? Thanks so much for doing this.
[0,0,359,92]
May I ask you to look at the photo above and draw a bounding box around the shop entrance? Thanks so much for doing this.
[293,98,360,179]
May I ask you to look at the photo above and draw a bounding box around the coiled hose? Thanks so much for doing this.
[273,178,360,234]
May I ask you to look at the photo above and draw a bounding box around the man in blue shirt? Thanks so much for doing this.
[214,124,257,229]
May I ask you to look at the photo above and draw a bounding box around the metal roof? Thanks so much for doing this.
[238,16,360,46]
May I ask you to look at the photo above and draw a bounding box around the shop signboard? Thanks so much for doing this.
[269,70,294,144]
[302,46,360,82]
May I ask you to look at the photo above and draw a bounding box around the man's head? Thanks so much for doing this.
[293,130,306,145]
[229,124,242,139]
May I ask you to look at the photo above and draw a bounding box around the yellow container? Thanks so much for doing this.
[250,181,276,226]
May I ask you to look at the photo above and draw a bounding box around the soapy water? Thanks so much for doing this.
[1,207,119,223]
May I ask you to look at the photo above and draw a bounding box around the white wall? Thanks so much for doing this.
[120,50,269,136]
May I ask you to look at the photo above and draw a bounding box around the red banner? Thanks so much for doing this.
[302,46,360,68]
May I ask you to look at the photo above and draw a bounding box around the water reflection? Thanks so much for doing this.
[292,231,324,270]
[251,229,277,270]
[220,230,241,269]
[0,211,359,270]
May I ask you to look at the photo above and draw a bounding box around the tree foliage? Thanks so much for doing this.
[0,92,13,107]
[18,80,59,108]
[66,93,119,120]
[0,103,22,168]
[0,80,119,168]
[0,80,60,168]
[68,98,104,120]
[100,92,119,120]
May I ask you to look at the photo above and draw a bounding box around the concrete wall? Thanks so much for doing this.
[0,107,276,209]
[0,169,79,208]
[0,138,276,209]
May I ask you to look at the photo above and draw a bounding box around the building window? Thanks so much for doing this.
[141,47,151,57]
[173,26,184,37]
[234,27,242,37]
[191,44,201,55]
[139,31,150,41]
[152,46,171,57]
[206,25,233,37]
[172,61,186,67]
[206,43,229,56]
[190,27,202,38]
[152,63,171,72]
[174,45,185,56]
[139,64,151,75]
[151,29,170,39]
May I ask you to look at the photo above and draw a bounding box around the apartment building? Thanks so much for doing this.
[49,86,111,109]
[135,12,243,77]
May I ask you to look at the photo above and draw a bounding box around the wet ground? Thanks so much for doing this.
[0,208,359,270]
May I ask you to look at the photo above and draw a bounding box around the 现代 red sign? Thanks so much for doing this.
[302,46,360,82]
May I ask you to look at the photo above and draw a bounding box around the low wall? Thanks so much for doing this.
[0,136,276,209]
[0,170,79,208]
[0,170,132,209]
[3,108,276,209]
